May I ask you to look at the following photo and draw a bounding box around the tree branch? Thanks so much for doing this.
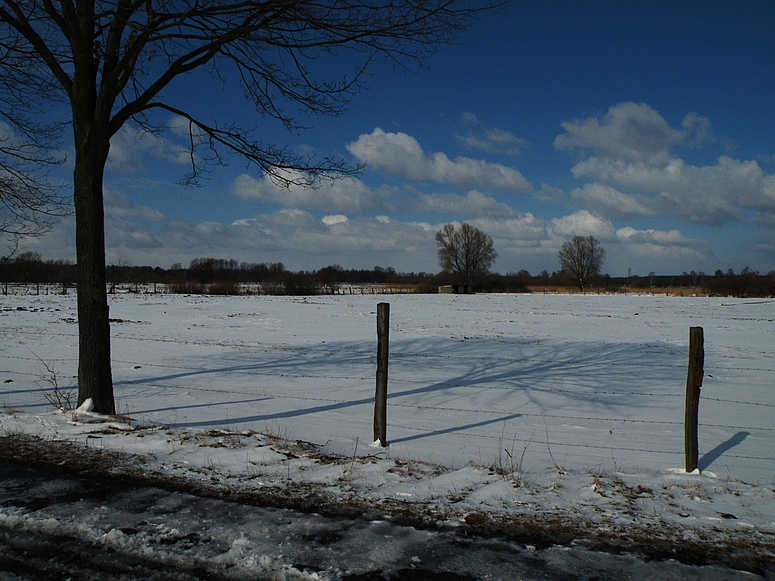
[142,102,356,187]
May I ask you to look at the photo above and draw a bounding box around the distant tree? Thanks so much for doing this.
[317,264,344,295]
[1,0,499,414]
[435,223,497,286]
[558,235,606,291]
[10,250,43,282]
[14,250,42,263]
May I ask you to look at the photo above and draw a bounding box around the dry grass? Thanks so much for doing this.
[526,285,584,294]
[525,285,710,296]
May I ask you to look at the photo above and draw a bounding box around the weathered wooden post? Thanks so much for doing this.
[374,302,389,446]
[685,326,704,472]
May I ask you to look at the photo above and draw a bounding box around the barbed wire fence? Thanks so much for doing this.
[6,349,773,463]
[3,291,773,477]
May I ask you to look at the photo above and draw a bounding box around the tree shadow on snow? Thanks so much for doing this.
[117,334,687,430]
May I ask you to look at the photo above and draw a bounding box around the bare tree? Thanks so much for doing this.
[1,37,69,255]
[0,129,70,255]
[0,0,502,414]
[436,222,497,286]
[558,235,606,291]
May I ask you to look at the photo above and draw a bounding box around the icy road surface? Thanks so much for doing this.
[0,463,761,581]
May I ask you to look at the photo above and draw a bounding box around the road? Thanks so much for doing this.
[0,463,762,581]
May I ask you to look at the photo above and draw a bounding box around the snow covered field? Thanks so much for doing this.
[1,291,774,575]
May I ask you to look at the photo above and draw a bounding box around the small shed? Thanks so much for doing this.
[438,284,474,294]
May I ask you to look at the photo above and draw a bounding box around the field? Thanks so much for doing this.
[1,290,774,571]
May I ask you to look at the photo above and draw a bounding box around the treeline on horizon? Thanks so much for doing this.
[2,252,775,297]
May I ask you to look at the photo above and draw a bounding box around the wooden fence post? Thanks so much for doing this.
[685,326,704,472]
[374,302,389,447]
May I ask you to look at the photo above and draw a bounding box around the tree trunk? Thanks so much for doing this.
[73,127,115,415]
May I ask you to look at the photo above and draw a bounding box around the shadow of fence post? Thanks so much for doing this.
[685,326,704,472]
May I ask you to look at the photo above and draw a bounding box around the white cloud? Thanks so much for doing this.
[414,190,518,218]
[612,226,716,274]
[23,196,552,274]
[107,125,189,174]
[556,102,775,226]
[457,113,529,155]
[23,194,729,277]
[536,184,566,201]
[571,156,775,225]
[22,189,169,265]
[554,102,683,167]
[346,128,532,193]
[570,183,656,220]
[469,214,548,249]
[104,189,165,222]
[168,115,206,140]
[616,226,695,246]
[322,214,348,225]
[217,213,441,271]
[549,210,617,241]
[681,112,715,148]
[232,171,394,214]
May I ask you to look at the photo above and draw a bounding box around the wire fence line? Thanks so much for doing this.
[384,421,772,462]
[3,291,772,478]
[11,349,773,413]
[6,343,772,471]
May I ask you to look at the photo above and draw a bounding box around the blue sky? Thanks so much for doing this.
[14,0,775,276]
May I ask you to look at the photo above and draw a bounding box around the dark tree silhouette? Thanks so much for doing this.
[436,222,497,286]
[558,235,606,291]
[1,0,501,413]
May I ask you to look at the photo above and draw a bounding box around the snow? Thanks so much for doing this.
[1,290,774,576]
[2,464,757,581]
